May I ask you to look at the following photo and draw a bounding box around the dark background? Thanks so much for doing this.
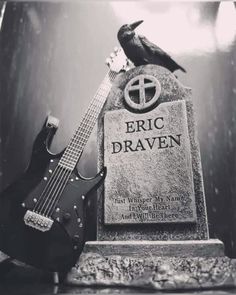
[0,2,236,257]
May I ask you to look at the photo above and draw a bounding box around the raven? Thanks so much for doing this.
[117,20,186,73]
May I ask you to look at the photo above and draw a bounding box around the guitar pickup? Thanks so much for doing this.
[24,210,54,232]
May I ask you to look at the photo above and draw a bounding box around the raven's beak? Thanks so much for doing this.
[129,20,143,30]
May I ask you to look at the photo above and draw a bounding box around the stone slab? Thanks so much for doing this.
[68,253,236,290]
[104,100,197,224]
[84,239,225,258]
[97,65,209,241]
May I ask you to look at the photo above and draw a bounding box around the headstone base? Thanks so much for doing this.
[67,239,236,290]
[83,239,224,257]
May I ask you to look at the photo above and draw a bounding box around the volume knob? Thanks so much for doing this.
[63,212,71,222]
[74,234,79,241]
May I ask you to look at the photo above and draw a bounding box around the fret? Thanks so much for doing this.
[76,138,87,147]
[100,82,112,91]
[80,119,94,135]
[59,161,76,168]
[62,155,78,162]
[97,89,109,98]
[84,111,100,123]
[88,105,103,118]
[92,99,105,109]
[98,87,110,94]
[61,151,80,159]
[58,162,74,170]
[75,131,87,141]
[89,101,102,110]
[85,118,97,128]
[75,134,88,144]
[80,121,93,132]
[84,117,96,126]
[74,138,88,148]
[77,128,88,135]
[60,159,75,167]
[60,155,79,163]
[92,96,106,106]
[65,143,82,152]
[82,105,102,124]
[76,128,90,139]
[82,112,97,123]
[63,150,79,158]
[64,144,83,154]
[68,143,83,152]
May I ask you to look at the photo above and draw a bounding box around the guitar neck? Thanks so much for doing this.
[59,70,117,170]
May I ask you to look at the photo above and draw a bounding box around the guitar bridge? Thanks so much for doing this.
[24,210,54,232]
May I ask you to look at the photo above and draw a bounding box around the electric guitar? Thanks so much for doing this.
[0,48,130,272]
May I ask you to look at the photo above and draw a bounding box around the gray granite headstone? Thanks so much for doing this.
[97,65,209,241]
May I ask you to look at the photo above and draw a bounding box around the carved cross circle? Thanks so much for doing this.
[124,74,161,111]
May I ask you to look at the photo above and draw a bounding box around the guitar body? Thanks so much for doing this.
[0,122,106,272]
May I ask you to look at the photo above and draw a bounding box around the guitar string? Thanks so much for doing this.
[35,125,86,214]
[31,71,115,215]
[35,71,116,217]
[44,92,110,217]
[42,169,71,216]
[35,165,72,213]
[35,72,112,214]
[32,101,99,212]
[38,166,69,215]
[33,119,89,213]
[44,71,116,217]
[37,120,91,215]
[59,71,111,166]
[33,165,64,212]
[40,124,92,215]
[42,70,116,215]
[59,107,99,165]
[42,105,105,217]
[37,117,94,215]
[45,171,73,217]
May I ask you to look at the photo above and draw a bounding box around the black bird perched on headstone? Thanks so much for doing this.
[117,20,186,73]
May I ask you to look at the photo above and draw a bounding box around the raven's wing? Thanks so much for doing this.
[139,35,186,73]
[139,35,170,59]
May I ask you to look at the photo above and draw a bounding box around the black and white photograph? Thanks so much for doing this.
[0,1,236,294]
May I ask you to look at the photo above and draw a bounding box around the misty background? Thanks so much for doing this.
[0,2,236,257]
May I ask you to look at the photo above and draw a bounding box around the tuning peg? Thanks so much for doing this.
[105,58,110,65]
[127,59,133,66]
[114,46,119,53]
[110,52,115,58]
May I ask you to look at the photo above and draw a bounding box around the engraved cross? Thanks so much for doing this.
[128,76,156,107]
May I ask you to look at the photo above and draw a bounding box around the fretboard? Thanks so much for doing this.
[58,70,117,170]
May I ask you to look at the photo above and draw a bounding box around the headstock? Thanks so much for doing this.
[106,47,132,73]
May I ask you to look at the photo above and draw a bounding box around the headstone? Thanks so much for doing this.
[97,65,209,241]
[68,65,233,290]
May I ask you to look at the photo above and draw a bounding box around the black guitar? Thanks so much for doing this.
[0,48,130,272]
